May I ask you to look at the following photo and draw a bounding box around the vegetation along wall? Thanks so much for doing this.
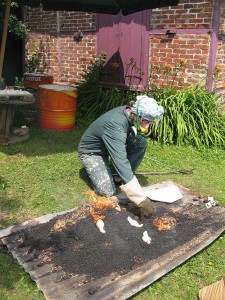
[24,0,225,103]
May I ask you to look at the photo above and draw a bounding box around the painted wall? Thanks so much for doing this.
[24,0,225,104]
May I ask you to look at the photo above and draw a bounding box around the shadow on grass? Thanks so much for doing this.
[0,253,45,300]
[0,115,87,158]
[0,128,82,157]
[0,194,23,229]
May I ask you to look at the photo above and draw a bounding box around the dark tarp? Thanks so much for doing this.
[19,0,180,15]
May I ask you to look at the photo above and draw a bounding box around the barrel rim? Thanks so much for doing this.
[38,84,77,91]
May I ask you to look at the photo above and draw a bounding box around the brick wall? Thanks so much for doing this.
[24,7,96,83]
[149,0,212,89]
[24,0,225,104]
[149,34,210,89]
[149,0,225,103]
[216,38,225,107]
[151,0,212,29]
[216,0,225,105]
[220,1,225,34]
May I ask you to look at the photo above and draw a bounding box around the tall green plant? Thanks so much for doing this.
[76,56,225,149]
[150,84,225,148]
[25,46,41,73]
[76,53,106,118]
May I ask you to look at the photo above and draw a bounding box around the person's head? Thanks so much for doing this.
[131,96,164,135]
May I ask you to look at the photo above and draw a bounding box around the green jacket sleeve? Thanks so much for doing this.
[102,121,134,183]
[78,106,134,183]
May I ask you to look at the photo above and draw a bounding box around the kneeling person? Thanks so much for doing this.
[78,96,164,219]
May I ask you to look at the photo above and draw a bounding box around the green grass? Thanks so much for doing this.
[0,121,225,300]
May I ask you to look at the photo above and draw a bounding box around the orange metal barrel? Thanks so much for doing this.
[38,84,77,131]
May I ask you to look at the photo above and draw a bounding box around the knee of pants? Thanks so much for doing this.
[91,175,116,197]
[127,135,147,153]
[139,140,147,153]
[136,135,147,150]
[95,185,116,197]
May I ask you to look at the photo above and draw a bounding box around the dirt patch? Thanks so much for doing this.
[15,201,218,282]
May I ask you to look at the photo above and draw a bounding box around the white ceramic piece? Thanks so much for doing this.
[127,216,143,227]
[142,231,151,244]
[96,219,106,233]
[115,205,121,211]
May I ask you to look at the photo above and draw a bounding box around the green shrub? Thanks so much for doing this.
[76,54,136,119]
[0,1,29,39]
[150,84,225,148]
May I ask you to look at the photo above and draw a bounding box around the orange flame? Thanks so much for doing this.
[85,190,116,224]
[85,190,116,210]
[90,206,105,224]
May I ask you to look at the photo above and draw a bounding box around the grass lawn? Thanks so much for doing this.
[0,119,225,300]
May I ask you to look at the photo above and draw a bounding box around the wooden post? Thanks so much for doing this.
[0,0,11,78]
[206,0,221,91]
[0,104,15,137]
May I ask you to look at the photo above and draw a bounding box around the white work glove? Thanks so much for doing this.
[119,176,146,205]
[120,176,154,219]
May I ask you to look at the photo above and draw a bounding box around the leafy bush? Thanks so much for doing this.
[8,14,28,39]
[76,54,135,119]
[150,84,225,148]
[0,1,29,39]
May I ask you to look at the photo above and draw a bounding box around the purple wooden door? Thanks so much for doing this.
[96,11,150,91]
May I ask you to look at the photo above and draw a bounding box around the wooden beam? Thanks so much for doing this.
[206,0,221,91]
[0,0,11,78]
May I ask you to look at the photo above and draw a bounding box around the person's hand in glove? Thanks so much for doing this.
[120,176,154,219]
[137,198,154,220]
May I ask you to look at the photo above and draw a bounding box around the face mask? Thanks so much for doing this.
[140,125,148,134]
[130,122,151,137]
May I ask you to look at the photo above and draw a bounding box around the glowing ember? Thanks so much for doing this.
[85,190,116,210]
[89,206,105,224]
[153,215,177,231]
[85,190,116,225]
